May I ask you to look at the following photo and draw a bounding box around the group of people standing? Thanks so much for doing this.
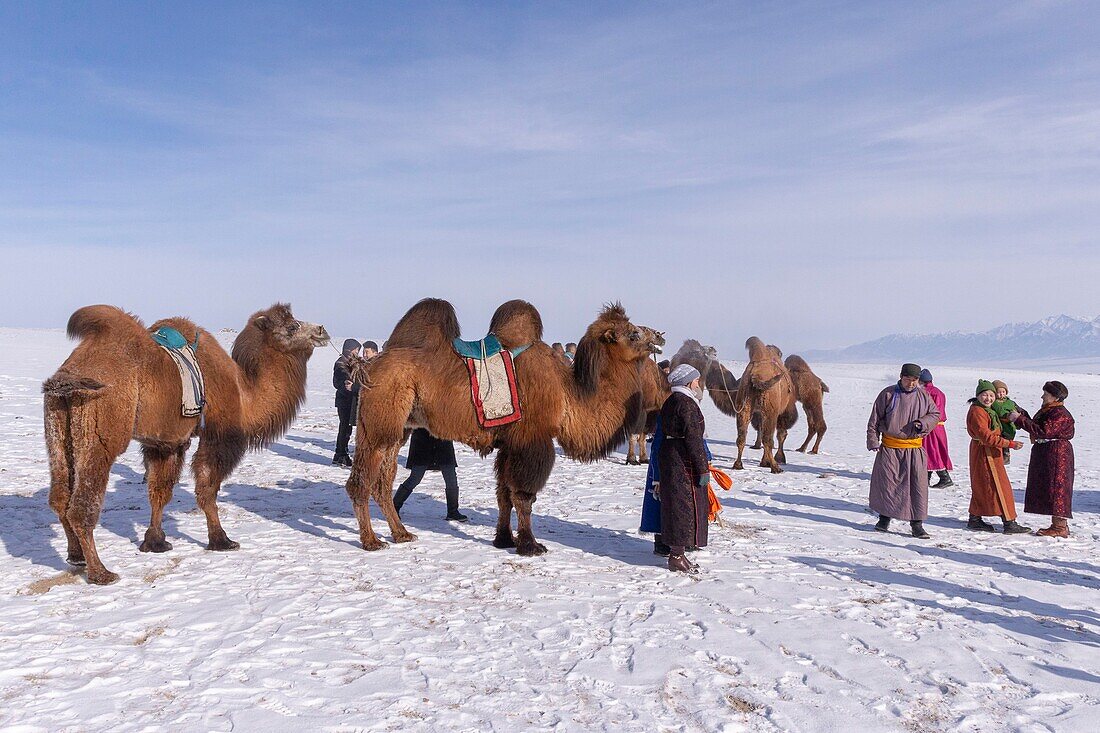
[868,363,1076,539]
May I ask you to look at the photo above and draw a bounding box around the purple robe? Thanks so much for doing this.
[866,382,941,521]
[1015,405,1075,518]
[921,382,953,471]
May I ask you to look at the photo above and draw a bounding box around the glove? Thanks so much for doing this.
[697,473,711,489]
[651,482,660,501]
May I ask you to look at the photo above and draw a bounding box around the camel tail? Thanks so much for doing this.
[820,380,830,393]
[43,372,107,398]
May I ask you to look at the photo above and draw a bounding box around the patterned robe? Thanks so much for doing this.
[965,405,1017,519]
[657,391,709,548]
[1015,405,1075,518]
[866,382,941,521]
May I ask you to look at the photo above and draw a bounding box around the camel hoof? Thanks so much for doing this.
[516,541,548,557]
[750,444,762,451]
[770,465,784,474]
[493,534,517,549]
[139,538,173,553]
[732,461,744,470]
[393,531,417,544]
[66,554,87,567]
[207,538,240,552]
[810,449,820,455]
[776,455,787,465]
[87,569,120,585]
[362,539,388,551]
[625,457,638,465]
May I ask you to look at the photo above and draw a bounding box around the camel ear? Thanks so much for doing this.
[600,328,617,343]
[255,315,270,331]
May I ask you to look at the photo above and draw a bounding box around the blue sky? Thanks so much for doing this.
[1,1,1098,352]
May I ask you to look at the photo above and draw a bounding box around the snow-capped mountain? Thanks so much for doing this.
[807,315,1100,364]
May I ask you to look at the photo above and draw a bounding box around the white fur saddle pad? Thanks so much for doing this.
[159,343,205,418]
[462,350,522,428]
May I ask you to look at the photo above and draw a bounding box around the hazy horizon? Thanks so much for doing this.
[2,2,1098,356]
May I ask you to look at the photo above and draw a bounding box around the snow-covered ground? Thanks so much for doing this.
[1,327,1098,732]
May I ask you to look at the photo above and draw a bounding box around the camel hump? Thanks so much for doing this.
[387,298,461,350]
[489,300,543,347]
[66,305,145,340]
[745,336,769,361]
[149,317,201,345]
[784,354,811,373]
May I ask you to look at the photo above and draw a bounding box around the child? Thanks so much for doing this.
[991,380,1019,465]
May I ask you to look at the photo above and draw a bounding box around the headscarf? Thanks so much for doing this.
[667,364,701,387]
[341,338,362,355]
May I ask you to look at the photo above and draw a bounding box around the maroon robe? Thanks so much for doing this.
[1014,404,1075,518]
[657,391,709,549]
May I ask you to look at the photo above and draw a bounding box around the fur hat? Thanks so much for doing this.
[975,379,996,398]
[992,379,1008,394]
[341,338,362,354]
[668,364,701,387]
[901,363,922,378]
[1042,380,1069,401]
[919,369,933,383]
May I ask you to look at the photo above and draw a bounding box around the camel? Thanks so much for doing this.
[42,304,329,584]
[343,298,654,556]
[785,354,829,454]
[626,327,667,464]
[732,338,797,473]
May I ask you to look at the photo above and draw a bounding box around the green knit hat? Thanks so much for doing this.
[975,379,996,397]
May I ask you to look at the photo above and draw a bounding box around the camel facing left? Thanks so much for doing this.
[43,303,329,584]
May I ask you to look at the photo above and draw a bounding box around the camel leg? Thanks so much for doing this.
[776,425,789,466]
[750,429,762,450]
[796,413,814,453]
[639,432,649,464]
[68,431,121,585]
[347,445,388,551]
[375,444,416,544]
[512,490,547,556]
[45,399,84,566]
[811,413,827,454]
[760,415,782,474]
[493,475,516,549]
[192,439,243,552]
[733,412,748,470]
[496,440,554,555]
[139,443,187,553]
[626,435,638,464]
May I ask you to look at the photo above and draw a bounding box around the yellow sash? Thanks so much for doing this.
[882,435,923,449]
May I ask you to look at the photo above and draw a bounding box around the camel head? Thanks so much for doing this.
[637,326,666,355]
[704,344,718,361]
[247,303,330,356]
[745,336,770,362]
[572,303,650,394]
[767,344,783,360]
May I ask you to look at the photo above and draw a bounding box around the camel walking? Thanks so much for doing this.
[785,354,829,453]
[733,338,797,473]
[343,299,655,556]
[43,304,329,584]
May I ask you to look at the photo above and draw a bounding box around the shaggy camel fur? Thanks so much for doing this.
[669,339,718,377]
[785,354,829,454]
[626,327,667,464]
[733,338,797,473]
[43,304,329,584]
[344,299,654,556]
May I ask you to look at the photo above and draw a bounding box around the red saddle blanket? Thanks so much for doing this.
[462,349,522,428]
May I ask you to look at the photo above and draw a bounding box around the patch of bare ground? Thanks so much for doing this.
[143,557,182,584]
[20,571,79,595]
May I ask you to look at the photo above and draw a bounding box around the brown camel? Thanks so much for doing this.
[733,337,797,473]
[42,304,329,584]
[626,327,667,464]
[785,354,829,454]
[343,298,653,556]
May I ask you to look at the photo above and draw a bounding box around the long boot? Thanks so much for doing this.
[1037,516,1069,538]
[932,471,954,488]
[653,534,671,557]
[668,548,697,573]
[443,468,467,522]
[875,515,891,532]
[967,514,995,532]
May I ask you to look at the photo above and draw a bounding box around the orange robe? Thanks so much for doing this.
[966,405,1017,519]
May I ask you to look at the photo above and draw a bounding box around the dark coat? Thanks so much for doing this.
[640,414,713,534]
[406,428,457,471]
[333,357,361,409]
[656,391,709,548]
[1015,405,1075,518]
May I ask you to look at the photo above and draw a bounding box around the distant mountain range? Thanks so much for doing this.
[806,315,1100,364]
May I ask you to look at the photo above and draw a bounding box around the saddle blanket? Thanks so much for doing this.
[152,327,206,419]
[454,336,524,428]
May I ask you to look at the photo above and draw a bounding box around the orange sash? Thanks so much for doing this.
[882,435,923,449]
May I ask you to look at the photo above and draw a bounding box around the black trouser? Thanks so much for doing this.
[394,465,460,514]
[335,403,355,457]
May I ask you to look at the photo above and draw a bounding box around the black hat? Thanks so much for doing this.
[901,363,922,378]
[1042,380,1068,401]
[363,340,379,352]
[341,338,361,354]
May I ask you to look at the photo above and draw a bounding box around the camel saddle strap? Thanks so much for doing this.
[152,327,206,421]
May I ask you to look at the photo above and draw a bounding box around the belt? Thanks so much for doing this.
[882,435,923,449]
[1034,438,1062,444]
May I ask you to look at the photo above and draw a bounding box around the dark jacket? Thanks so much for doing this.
[656,391,710,548]
[406,428,457,471]
[334,357,361,409]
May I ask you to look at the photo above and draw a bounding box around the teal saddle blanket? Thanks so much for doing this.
[452,334,529,360]
[151,327,205,420]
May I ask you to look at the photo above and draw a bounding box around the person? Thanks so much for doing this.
[565,343,577,362]
[332,338,361,467]
[1008,381,1075,537]
[990,380,1020,465]
[657,359,671,377]
[965,380,1028,533]
[656,364,710,572]
[362,340,379,359]
[393,428,468,522]
[867,363,941,539]
[919,369,954,487]
[551,342,568,364]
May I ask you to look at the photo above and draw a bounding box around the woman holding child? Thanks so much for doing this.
[965,380,1029,534]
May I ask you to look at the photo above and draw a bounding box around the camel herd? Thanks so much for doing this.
[42,299,827,584]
